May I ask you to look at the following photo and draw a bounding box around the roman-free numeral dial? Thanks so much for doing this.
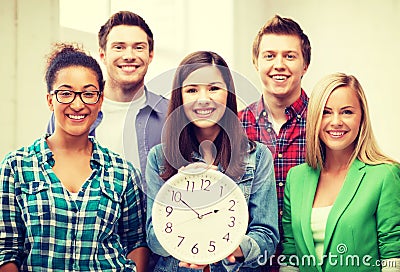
[152,168,248,265]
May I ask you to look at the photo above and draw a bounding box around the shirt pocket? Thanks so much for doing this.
[19,182,53,237]
[96,184,123,241]
[236,166,255,203]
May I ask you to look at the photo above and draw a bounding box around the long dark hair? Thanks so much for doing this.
[161,51,252,180]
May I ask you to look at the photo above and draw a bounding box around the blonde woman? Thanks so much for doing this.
[280,73,400,271]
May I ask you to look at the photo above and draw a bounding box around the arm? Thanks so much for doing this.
[0,262,19,272]
[127,247,150,272]
[0,157,24,268]
[145,147,171,257]
[377,165,400,260]
[119,166,149,272]
[280,167,300,270]
[224,144,279,269]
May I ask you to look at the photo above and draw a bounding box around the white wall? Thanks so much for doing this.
[232,0,400,160]
[1,0,399,160]
[0,0,59,159]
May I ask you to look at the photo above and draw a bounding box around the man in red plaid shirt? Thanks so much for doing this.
[239,15,311,271]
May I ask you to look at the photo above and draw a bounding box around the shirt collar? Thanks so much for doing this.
[33,135,54,165]
[255,89,309,121]
[143,86,166,113]
[34,135,107,170]
[89,136,109,170]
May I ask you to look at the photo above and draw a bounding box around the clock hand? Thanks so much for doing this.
[180,199,202,219]
[200,209,219,218]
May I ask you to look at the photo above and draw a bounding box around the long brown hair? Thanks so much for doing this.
[161,51,251,180]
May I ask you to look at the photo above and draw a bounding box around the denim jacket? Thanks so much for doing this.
[145,142,279,272]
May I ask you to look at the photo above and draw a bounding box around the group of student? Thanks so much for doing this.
[0,10,398,272]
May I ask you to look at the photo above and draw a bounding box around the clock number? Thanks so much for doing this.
[186,181,195,192]
[223,233,230,242]
[191,243,199,254]
[228,199,236,211]
[165,222,173,233]
[220,186,224,197]
[165,206,173,217]
[171,190,182,202]
[228,216,236,227]
[208,241,216,252]
[177,235,185,247]
[201,179,211,191]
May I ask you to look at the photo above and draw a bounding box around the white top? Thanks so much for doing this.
[69,192,79,201]
[96,92,146,168]
[311,205,333,263]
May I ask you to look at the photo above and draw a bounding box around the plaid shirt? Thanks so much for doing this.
[0,136,146,271]
[239,90,308,270]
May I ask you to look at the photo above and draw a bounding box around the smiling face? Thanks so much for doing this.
[181,66,228,139]
[99,25,153,90]
[47,66,103,138]
[319,86,362,156]
[256,34,308,104]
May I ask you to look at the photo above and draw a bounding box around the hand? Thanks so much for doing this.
[178,262,209,270]
[225,246,244,263]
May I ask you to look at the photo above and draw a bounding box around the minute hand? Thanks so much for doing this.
[180,199,201,219]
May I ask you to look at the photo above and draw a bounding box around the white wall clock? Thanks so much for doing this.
[152,167,249,265]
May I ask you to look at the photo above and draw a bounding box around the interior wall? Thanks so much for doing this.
[233,0,400,160]
[0,0,59,159]
[1,0,399,160]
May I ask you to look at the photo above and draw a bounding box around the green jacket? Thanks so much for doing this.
[281,159,400,271]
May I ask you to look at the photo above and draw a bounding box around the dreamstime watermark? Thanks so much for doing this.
[257,243,397,268]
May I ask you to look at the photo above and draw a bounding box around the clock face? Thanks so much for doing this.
[152,168,249,265]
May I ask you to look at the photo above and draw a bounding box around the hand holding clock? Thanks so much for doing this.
[178,247,243,269]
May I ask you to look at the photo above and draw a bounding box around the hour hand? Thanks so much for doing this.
[180,199,202,219]
[199,209,219,219]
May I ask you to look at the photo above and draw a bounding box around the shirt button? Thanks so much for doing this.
[263,111,267,117]
[279,210,283,216]
[277,153,283,158]
[278,182,284,187]
[267,128,272,133]
[297,114,301,119]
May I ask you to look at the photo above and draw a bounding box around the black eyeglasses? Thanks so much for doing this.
[50,90,102,104]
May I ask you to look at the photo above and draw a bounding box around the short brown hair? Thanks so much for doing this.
[98,11,154,52]
[252,14,311,67]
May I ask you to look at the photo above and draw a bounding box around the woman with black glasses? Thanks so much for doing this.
[0,43,147,271]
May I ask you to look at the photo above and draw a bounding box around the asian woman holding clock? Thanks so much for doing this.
[145,51,279,271]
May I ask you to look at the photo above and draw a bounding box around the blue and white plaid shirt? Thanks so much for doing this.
[0,135,147,271]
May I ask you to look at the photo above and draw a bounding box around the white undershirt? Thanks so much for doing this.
[96,93,146,168]
[311,205,333,263]
[69,192,79,201]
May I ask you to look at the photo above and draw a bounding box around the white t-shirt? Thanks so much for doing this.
[96,93,146,169]
[311,205,333,263]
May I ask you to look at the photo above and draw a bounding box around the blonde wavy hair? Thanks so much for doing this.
[306,72,398,169]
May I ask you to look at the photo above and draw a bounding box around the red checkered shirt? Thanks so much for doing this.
[239,89,308,271]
